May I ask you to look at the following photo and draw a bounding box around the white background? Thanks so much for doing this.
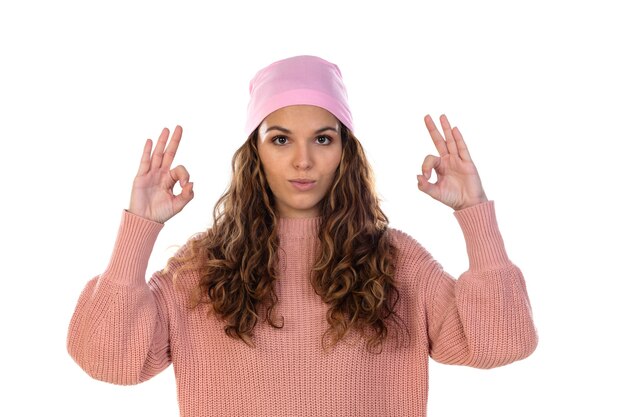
[1,0,624,415]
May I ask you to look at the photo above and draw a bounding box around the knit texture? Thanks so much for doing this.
[67,200,537,417]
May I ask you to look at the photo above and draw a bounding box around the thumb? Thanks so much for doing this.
[417,175,439,199]
[172,181,194,213]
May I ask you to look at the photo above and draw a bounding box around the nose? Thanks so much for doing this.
[293,143,313,170]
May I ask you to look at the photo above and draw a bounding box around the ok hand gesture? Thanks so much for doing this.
[417,115,488,211]
[128,126,194,223]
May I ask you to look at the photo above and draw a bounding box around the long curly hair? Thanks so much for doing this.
[164,123,409,353]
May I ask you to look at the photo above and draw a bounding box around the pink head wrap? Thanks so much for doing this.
[244,55,354,137]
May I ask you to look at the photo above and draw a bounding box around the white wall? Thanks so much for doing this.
[1,0,623,415]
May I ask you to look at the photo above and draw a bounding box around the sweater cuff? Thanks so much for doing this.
[453,200,510,271]
[102,209,164,286]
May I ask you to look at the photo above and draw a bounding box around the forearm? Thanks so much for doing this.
[66,277,166,384]
[66,209,169,384]
[429,201,538,368]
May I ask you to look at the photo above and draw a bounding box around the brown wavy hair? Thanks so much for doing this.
[164,123,409,353]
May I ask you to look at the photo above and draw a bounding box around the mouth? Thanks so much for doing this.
[289,179,316,191]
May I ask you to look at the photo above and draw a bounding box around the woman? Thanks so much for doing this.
[67,55,537,416]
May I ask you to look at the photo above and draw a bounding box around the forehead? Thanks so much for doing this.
[261,105,339,127]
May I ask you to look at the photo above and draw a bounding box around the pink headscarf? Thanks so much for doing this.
[245,55,354,137]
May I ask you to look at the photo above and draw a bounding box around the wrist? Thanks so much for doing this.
[455,196,489,211]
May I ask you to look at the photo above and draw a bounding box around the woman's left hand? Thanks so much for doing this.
[417,114,488,211]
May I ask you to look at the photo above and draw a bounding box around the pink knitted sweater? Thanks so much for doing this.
[67,200,537,416]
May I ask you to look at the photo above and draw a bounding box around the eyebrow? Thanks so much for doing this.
[263,125,339,135]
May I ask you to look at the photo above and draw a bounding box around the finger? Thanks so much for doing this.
[162,125,183,169]
[417,174,440,200]
[421,154,440,180]
[137,139,153,176]
[170,165,190,187]
[424,114,448,156]
[452,126,472,161]
[150,127,170,170]
[440,115,458,156]
[172,181,194,213]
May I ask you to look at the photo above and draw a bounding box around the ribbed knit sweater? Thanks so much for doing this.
[67,200,537,417]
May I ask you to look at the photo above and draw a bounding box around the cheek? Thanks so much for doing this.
[263,158,283,178]
[260,162,286,196]
[324,150,342,175]
[258,150,278,179]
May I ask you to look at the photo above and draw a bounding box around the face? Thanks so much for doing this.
[257,105,343,218]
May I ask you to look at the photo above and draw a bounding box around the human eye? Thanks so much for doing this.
[316,135,333,145]
[272,136,288,145]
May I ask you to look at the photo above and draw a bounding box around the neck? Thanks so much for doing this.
[277,216,322,238]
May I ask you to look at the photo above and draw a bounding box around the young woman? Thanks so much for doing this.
[67,55,537,416]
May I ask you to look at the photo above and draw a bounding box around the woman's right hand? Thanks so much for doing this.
[128,125,194,224]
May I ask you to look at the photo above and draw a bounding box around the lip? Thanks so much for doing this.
[289,179,316,191]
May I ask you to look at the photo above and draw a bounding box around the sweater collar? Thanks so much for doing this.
[277,216,322,238]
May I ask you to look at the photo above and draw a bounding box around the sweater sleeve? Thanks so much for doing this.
[425,200,538,369]
[66,209,172,385]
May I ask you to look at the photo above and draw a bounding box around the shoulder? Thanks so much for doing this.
[384,227,442,281]
[151,230,208,293]
[385,227,428,259]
